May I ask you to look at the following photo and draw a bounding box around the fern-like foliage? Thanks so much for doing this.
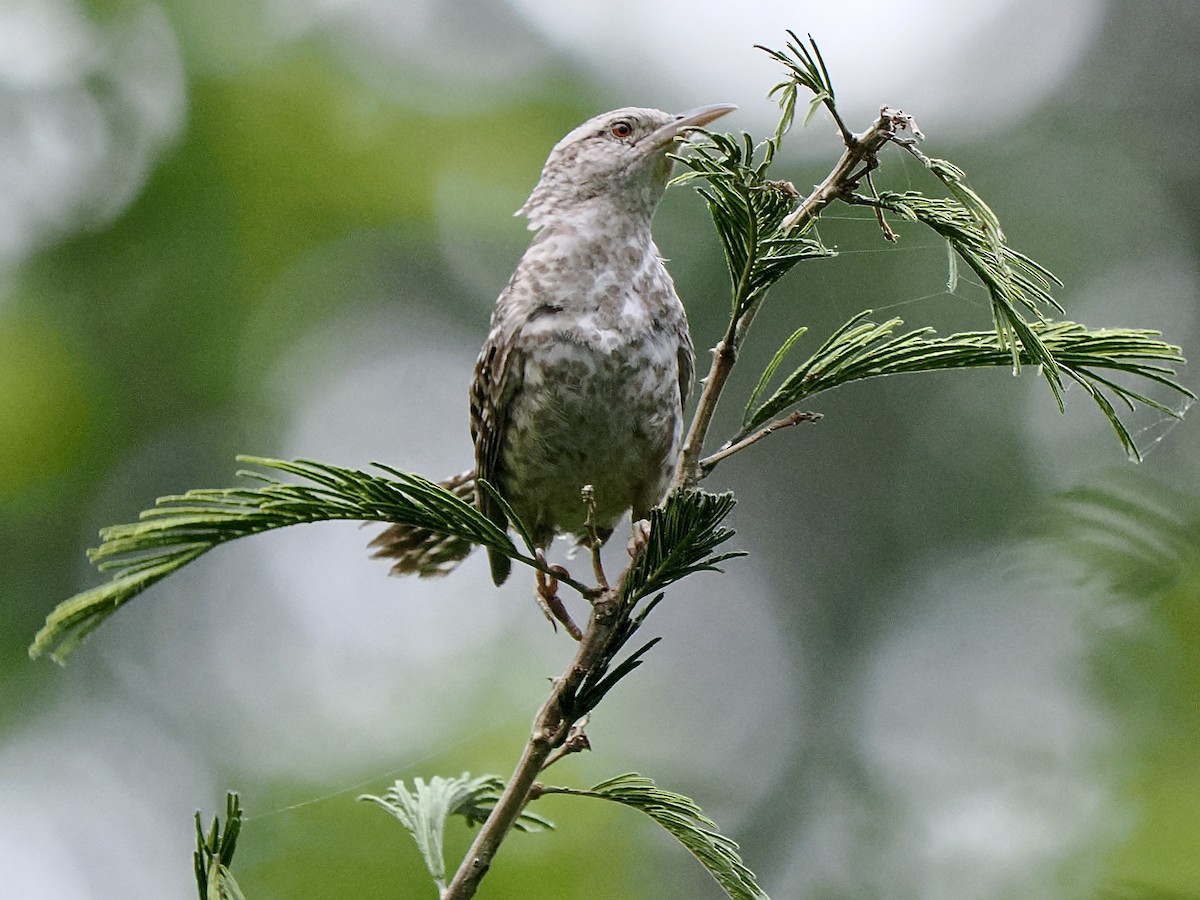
[673,133,833,322]
[852,184,1066,384]
[743,326,807,427]
[741,313,1192,459]
[194,792,245,900]
[572,489,744,714]
[360,774,551,892]
[29,457,530,664]
[756,30,848,143]
[539,774,768,900]
[671,33,1190,469]
[623,489,744,604]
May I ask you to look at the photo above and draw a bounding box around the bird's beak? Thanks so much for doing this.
[647,103,737,148]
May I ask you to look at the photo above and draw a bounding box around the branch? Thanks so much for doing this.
[699,410,822,477]
[442,587,623,899]
[443,489,740,898]
[778,107,914,235]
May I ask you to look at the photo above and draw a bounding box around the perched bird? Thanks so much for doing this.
[372,103,735,629]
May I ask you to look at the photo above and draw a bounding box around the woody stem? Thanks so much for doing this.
[442,587,624,899]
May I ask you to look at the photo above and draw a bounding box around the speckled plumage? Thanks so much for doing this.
[373,104,735,584]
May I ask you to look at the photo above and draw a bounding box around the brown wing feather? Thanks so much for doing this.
[471,323,523,586]
[676,319,695,406]
[369,470,476,576]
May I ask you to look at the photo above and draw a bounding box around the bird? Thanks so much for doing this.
[371,103,736,634]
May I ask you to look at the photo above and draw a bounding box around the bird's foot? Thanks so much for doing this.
[580,484,611,590]
[535,552,582,641]
[627,518,652,558]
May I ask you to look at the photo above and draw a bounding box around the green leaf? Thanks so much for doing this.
[764,81,797,147]
[755,31,852,152]
[567,491,742,714]
[803,91,829,125]
[923,157,1005,251]
[622,489,743,606]
[30,457,531,663]
[540,774,768,900]
[855,187,1066,387]
[757,31,836,116]
[673,132,833,320]
[570,491,744,714]
[477,477,536,557]
[743,313,1192,461]
[360,774,551,891]
[194,793,246,900]
[744,326,807,428]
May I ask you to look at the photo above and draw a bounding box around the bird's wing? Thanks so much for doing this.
[471,314,524,586]
[676,317,696,405]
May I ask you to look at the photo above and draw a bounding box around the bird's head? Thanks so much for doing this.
[518,103,735,230]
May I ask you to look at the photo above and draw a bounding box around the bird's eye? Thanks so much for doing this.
[610,120,634,139]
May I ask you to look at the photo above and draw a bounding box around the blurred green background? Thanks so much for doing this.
[2,1,1199,897]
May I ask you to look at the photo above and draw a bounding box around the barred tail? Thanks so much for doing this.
[369,470,477,577]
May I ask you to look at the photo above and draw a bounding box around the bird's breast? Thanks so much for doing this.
[502,292,686,539]
[488,220,691,538]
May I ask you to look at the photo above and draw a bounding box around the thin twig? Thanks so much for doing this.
[699,411,821,477]
[541,721,592,771]
[673,333,740,491]
[523,551,592,597]
[865,170,898,242]
[581,485,609,591]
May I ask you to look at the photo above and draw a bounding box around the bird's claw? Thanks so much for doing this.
[627,519,652,558]
[535,555,583,641]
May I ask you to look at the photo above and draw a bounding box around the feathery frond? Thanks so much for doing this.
[673,132,833,321]
[850,187,1066,386]
[361,774,551,892]
[570,490,743,714]
[756,31,848,144]
[539,774,768,900]
[623,489,743,604]
[744,326,807,428]
[743,313,1192,460]
[30,457,528,664]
